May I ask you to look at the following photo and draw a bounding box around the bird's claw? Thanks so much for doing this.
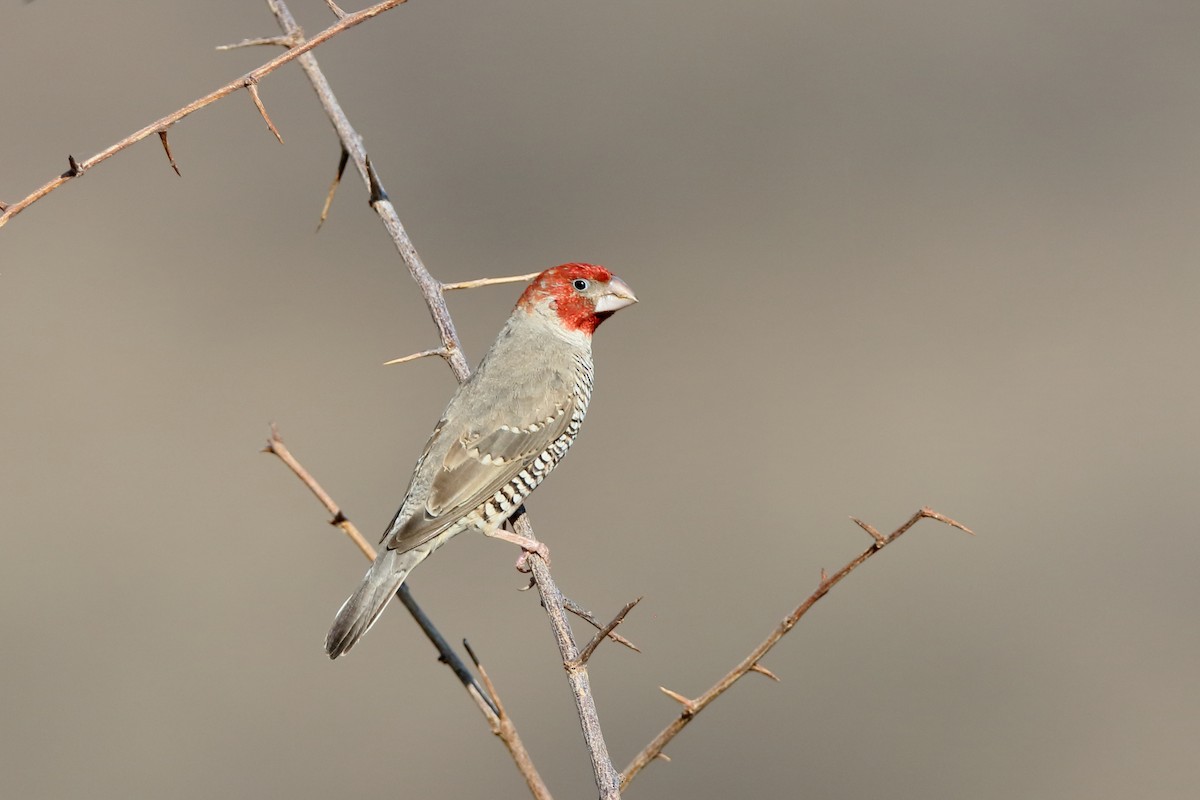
[514,541,551,572]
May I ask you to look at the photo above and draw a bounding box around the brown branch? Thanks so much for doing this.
[263,424,375,559]
[463,640,554,800]
[620,507,974,790]
[0,0,408,230]
[261,3,623,797]
[265,424,532,734]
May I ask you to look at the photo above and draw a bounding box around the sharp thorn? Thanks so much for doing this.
[659,686,693,709]
[850,516,888,545]
[157,130,181,176]
[748,663,781,682]
[245,80,284,144]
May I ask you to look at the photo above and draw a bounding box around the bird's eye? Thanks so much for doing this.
[572,279,590,291]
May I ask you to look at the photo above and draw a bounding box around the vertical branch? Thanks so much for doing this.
[264,3,621,797]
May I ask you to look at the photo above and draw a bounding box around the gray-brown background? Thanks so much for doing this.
[2,2,1197,798]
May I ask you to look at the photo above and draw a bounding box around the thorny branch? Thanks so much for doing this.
[263,425,551,800]
[0,0,409,229]
[261,2,622,798]
[619,507,974,790]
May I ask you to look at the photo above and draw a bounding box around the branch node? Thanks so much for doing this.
[655,753,671,763]
[65,155,85,177]
[326,0,348,18]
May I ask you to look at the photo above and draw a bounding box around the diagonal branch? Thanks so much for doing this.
[264,424,552,798]
[0,0,409,229]
[620,507,974,790]
[262,2,622,797]
[263,425,487,705]
[463,640,553,800]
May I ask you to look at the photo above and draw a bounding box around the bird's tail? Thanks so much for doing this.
[324,546,429,659]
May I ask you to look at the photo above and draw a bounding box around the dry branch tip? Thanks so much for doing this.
[920,506,975,535]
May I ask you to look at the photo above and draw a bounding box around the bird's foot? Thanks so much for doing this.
[483,527,551,571]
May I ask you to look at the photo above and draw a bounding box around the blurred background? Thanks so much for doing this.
[2,1,1197,798]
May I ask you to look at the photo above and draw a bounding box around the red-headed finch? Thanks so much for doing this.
[325,264,637,658]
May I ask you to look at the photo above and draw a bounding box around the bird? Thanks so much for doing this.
[324,263,638,658]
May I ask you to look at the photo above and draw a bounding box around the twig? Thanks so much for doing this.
[563,596,641,653]
[574,598,642,666]
[463,641,554,800]
[262,3,623,797]
[443,272,541,291]
[382,347,448,367]
[0,0,408,229]
[620,507,973,789]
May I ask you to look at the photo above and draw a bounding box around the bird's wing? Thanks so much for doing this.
[383,395,577,554]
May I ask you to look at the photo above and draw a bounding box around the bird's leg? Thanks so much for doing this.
[482,521,551,570]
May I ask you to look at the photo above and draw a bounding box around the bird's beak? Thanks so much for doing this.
[595,277,638,314]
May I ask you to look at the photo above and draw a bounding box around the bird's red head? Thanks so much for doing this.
[517,263,638,335]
